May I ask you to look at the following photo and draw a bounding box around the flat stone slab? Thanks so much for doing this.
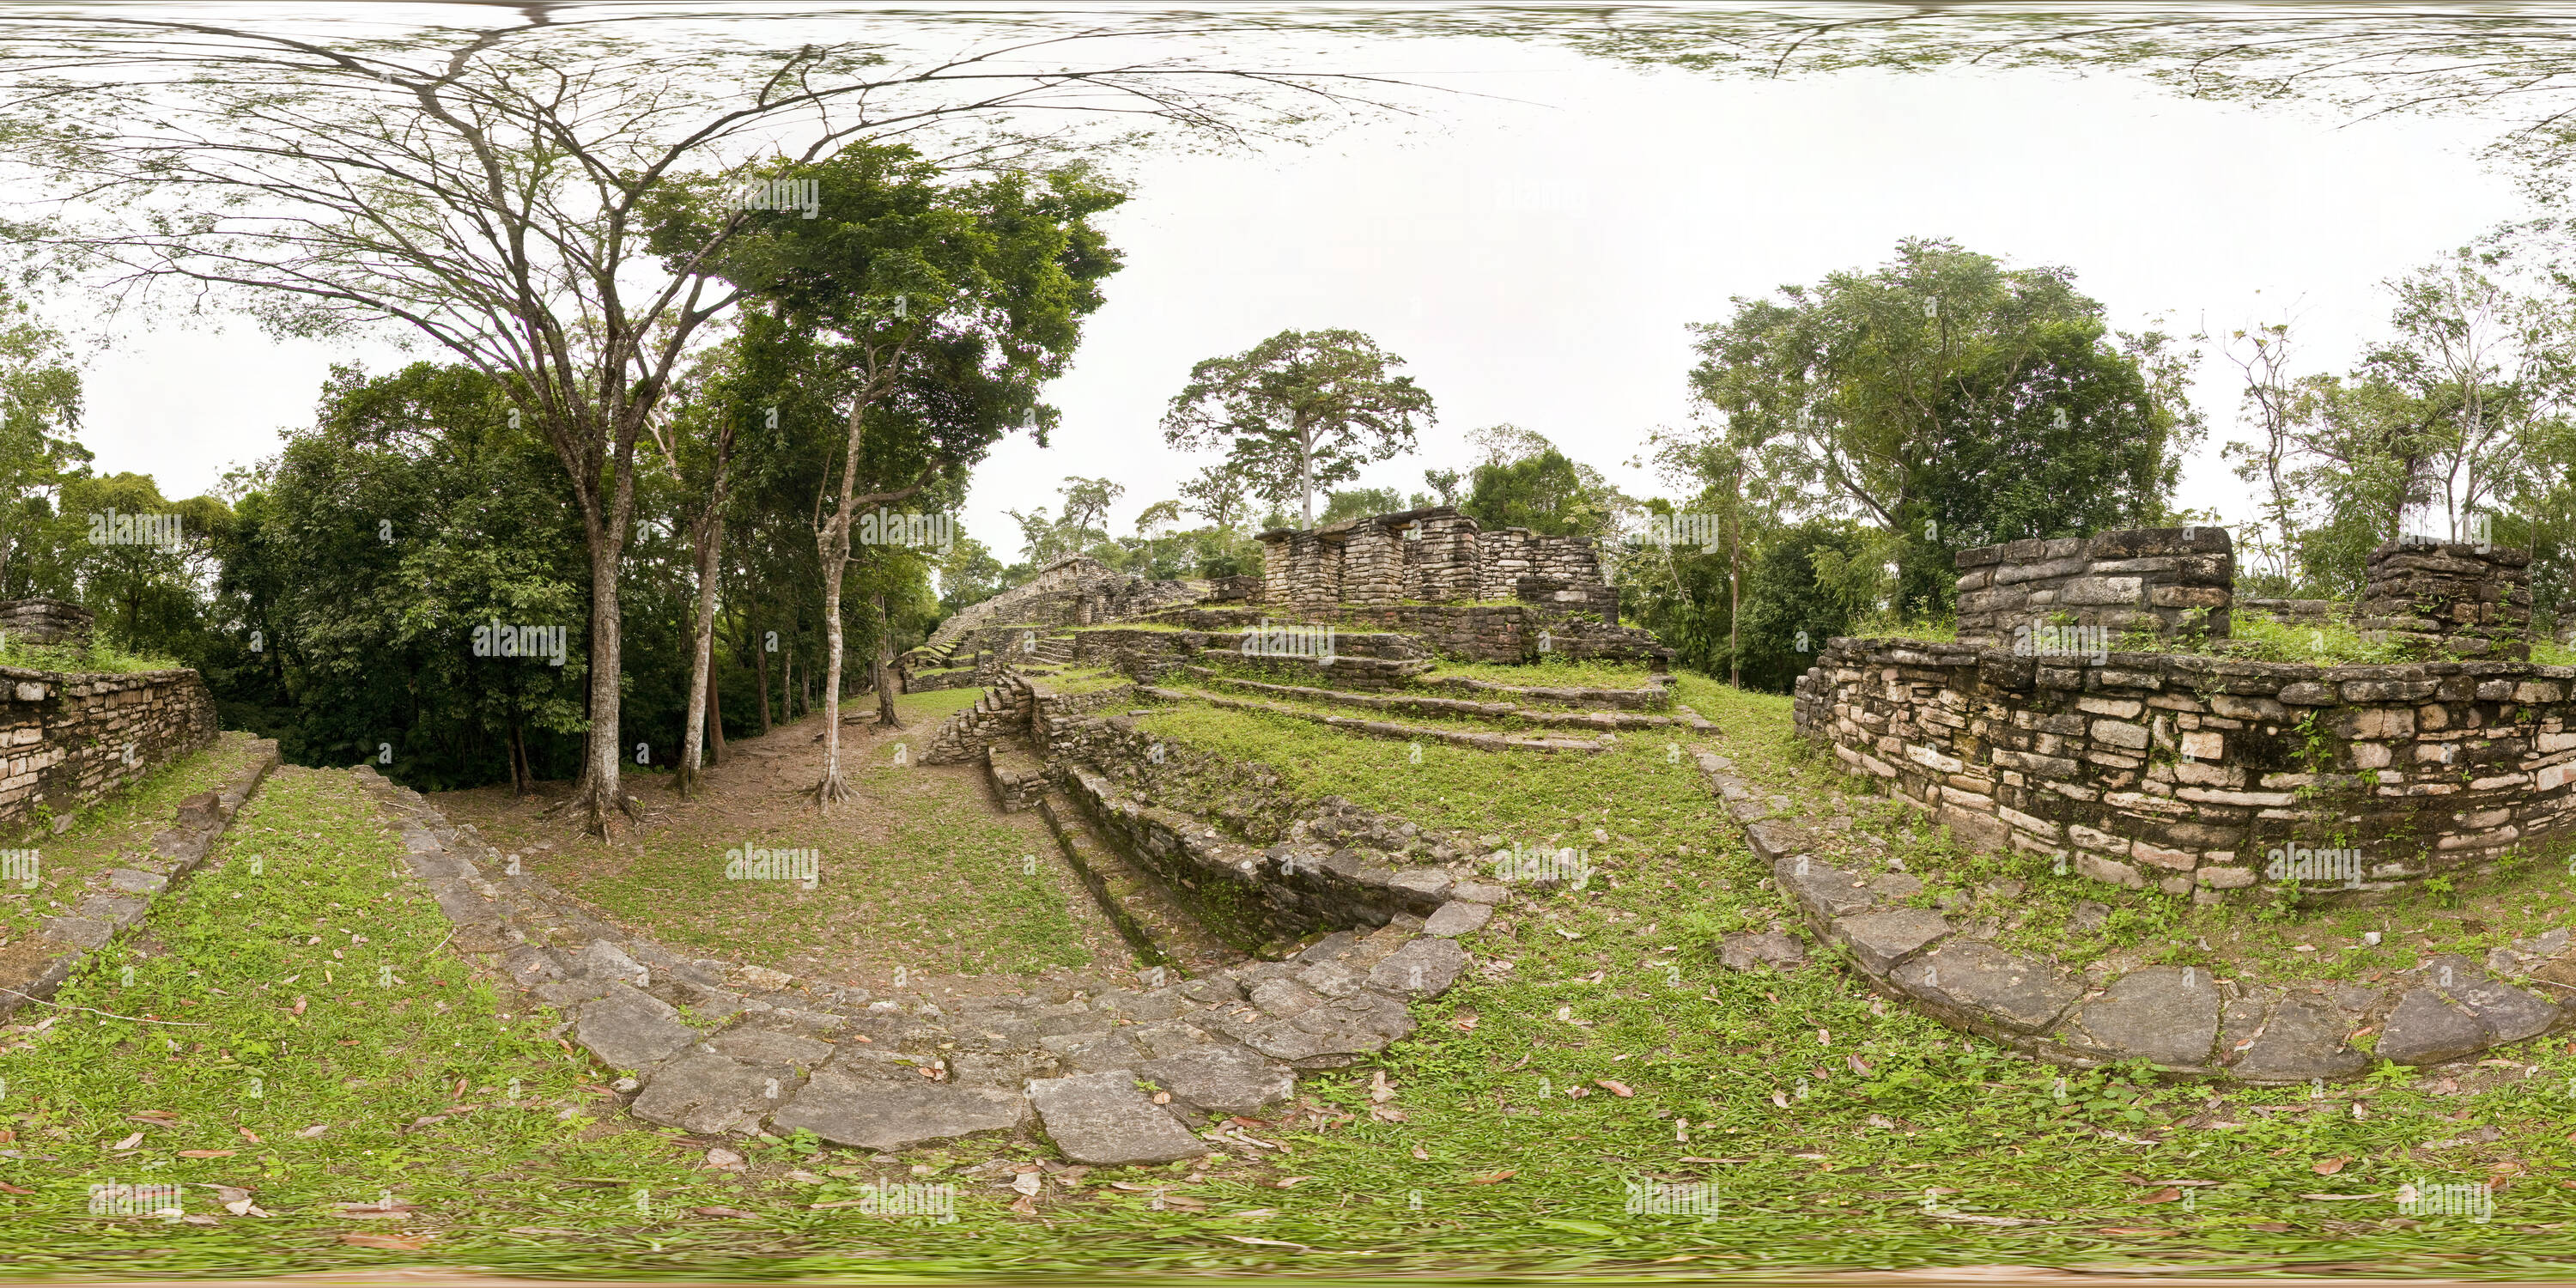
[708,1026,835,1069]
[2068,967,2220,1068]
[1833,908,1949,975]
[1368,937,1466,997]
[2422,954,2561,1045]
[2231,993,2371,1082]
[575,983,699,1072]
[629,1050,797,1135]
[2377,987,2492,1066]
[1717,931,1807,973]
[1889,940,2080,1034]
[106,869,166,896]
[1138,1043,1295,1115]
[1025,1070,1207,1164]
[771,1072,1028,1151]
[1421,902,1492,938]
[576,939,651,987]
[1773,854,1874,919]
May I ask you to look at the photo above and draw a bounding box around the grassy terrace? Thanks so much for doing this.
[431,688,1103,982]
[0,732,265,947]
[1852,610,2576,667]
[1129,691,1713,849]
[1,684,2573,1273]
[0,637,185,676]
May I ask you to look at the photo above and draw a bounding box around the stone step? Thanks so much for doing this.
[1180,665,1698,732]
[1037,791,1245,977]
[1139,684,1618,755]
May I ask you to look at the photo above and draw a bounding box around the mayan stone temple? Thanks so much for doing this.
[1795,528,2565,902]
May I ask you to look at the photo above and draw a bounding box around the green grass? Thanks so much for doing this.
[3,691,2576,1274]
[0,732,266,945]
[1133,696,1716,853]
[1036,668,1132,696]
[1425,658,1659,691]
[0,636,184,676]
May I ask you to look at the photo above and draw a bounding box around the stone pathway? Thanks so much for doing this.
[353,764,1493,1164]
[0,737,279,1022]
[1690,744,2576,1081]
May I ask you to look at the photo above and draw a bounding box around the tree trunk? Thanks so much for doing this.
[755,631,773,735]
[709,664,726,762]
[1728,458,1742,690]
[568,506,636,835]
[872,591,902,727]
[677,510,726,798]
[810,523,857,807]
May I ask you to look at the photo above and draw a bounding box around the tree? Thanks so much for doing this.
[1176,463,1255,532]
[1320,487,1406,523]
[2,12,1418,833]
[1688,237,2200,619]
[694,143,1123,805]
[1422,467,1464,507]
[1163,329,1437,528]
[0,298,89,594]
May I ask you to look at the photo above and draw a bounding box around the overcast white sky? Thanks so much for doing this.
[56,9,2528,561]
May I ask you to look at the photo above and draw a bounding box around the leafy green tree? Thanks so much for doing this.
[1163,329,1436,528]
[690,142,1123,802]
[1689,237,2201,619]
[0,300,89,594]
[210,362,590,788]
[1320,487,1406,522]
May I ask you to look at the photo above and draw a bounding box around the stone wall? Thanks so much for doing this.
[1954,528,2233,647]
[2359,539,2530,660]
[1255,507,1616,618]
[1794,638,2576,901]
[0,599,94,645]
[0,666,218,830]
[1145,604,1668,667]
[914,558,1209,664]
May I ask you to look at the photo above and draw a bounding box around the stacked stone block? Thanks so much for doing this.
[0,598,94,645]
[1953,528,2233,647]
[1255,507,1617,617]
[1794,639,2576,901]
[2358,539,2531,661]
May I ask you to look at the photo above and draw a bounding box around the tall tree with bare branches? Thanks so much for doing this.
[0,11,1418,832]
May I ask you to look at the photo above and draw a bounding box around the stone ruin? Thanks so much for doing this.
[1795,528,2571,904]
[1954,528,2233,646]
[1255,506,1619,618]
[0,598,95,645]
[902,507,1666,687]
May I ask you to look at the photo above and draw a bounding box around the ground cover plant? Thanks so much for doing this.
[430,691,1117,987]
[0,732,264,947]
[7,678,2576,1277]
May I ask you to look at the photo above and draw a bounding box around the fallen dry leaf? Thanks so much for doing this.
[290,996,307,1016]
[176,1150,236,1158]
[237,1129,262,1145]
[1472,1170,1518,1185]
[691,1206,757,1219]
[339,1233,431,1251]
[0,1182,33,1194]
[1817,1028,1832,1047]
[298,1125,329,1139]
[110,1133,144,1151]
[1276,1176,1314,1188]
[2313,1157,2348,1176]
[1452,1016,1479,1032]
[2136,1188,2182,1205]
[1410,1145,1429,1161]
[1596,1079,1633,1098]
